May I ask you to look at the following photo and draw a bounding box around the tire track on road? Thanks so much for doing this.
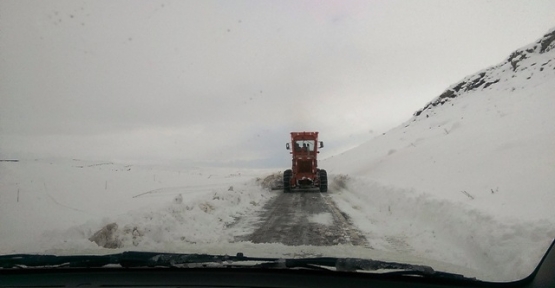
[320,193,368,247]
[243,191,368,247]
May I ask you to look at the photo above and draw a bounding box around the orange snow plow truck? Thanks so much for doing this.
[282,132,327,193]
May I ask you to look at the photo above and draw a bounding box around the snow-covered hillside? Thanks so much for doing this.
[324,28,555,280]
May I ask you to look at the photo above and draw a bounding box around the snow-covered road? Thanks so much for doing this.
[245,191,367,246]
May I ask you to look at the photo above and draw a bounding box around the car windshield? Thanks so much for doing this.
[1,0,554,283]
[295,140,315,152]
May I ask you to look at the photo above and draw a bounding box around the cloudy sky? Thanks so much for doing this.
[1,0,554,167]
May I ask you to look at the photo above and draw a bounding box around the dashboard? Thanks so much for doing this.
[1,239,553,288]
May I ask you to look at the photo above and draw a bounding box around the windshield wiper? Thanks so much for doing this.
[0,252,476,281]
[255,257,476,280]
[0,254,118,268]
[0,252,272,268]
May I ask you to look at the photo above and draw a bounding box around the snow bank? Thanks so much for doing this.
[0,159,278,254]
[328,176,555,281]
[40,178,274,252]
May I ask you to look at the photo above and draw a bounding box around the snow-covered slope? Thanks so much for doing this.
[414,27,555,117]
[324,28,555,281]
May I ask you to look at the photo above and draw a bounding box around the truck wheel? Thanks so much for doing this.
[283,169,292,193]
[318,169,328,192]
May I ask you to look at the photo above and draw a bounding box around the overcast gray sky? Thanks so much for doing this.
[1,0,554,167]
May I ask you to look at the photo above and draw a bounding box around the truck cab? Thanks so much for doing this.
[284,132,327,192]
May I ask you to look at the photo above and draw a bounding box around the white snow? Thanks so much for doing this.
[308,213,334,226]
[0,159,278,253]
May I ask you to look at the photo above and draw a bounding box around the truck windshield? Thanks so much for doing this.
[294,140,315,152]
